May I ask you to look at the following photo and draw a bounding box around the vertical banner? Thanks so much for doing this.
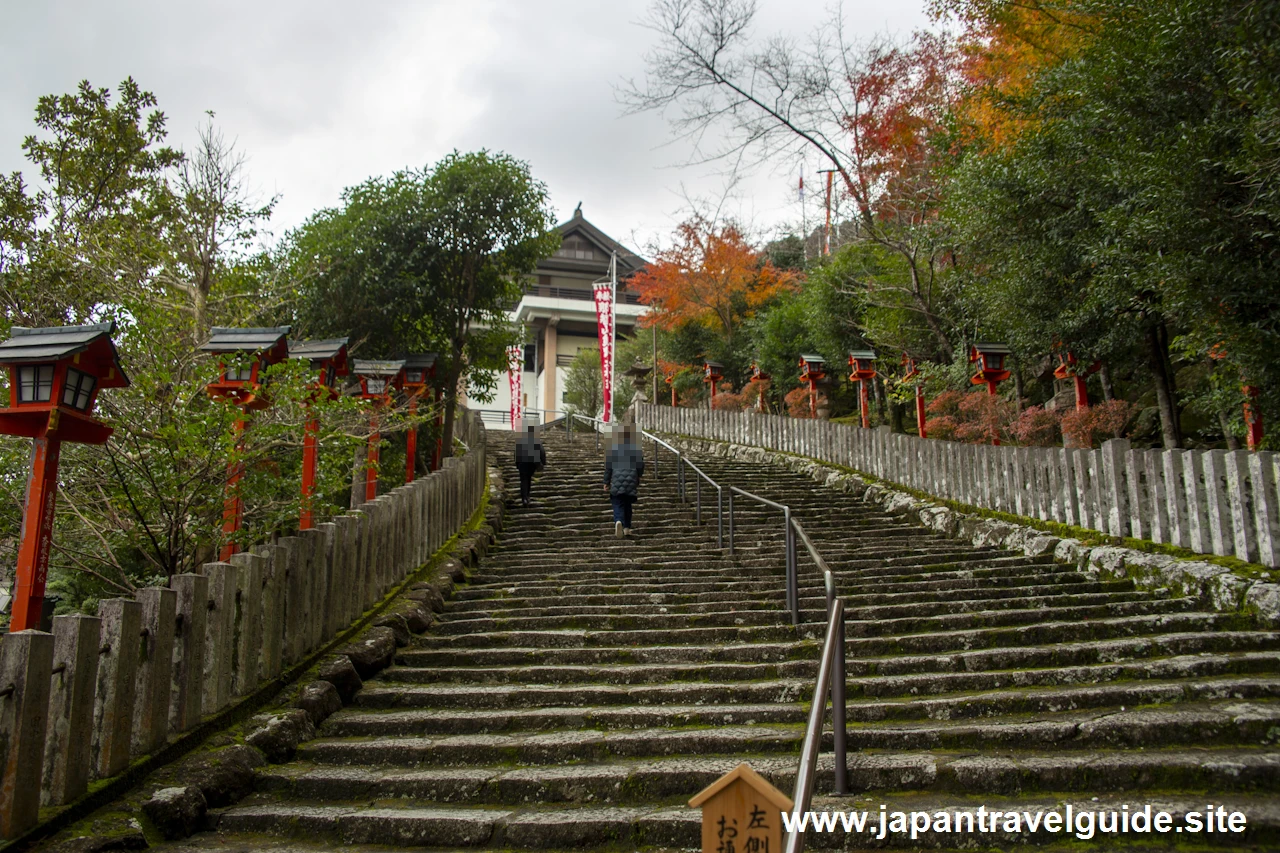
[592,281,615,423]
[507,345,523,427]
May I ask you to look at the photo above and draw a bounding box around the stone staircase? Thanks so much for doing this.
[154,429,1280,851]
[691,445,1280,849]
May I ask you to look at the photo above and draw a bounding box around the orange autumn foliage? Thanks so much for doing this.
[938,0,1099,148]
[631,218,797,344]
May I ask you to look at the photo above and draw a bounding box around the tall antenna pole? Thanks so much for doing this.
[818,169,836,256]
[799,163,807,263]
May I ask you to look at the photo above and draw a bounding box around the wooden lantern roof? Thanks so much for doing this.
[847,348,876,362]
[799,353,826,366]
[0,322,129,388]
[200,326,291,361]
[352,359,407,378]
[969,342,1012,360]
[289,337,349,370]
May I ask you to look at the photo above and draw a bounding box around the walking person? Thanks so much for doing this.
[602,423,644,537]
[514,423,545,507]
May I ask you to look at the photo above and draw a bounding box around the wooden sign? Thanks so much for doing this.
[689,762,794,853]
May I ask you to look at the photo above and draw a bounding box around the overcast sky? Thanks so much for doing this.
[1,0,930,255]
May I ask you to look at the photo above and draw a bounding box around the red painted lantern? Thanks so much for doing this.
[288,338,350,530]
[749,362,771,413]
[902,355,927,439]
[847,349,877,429]
[799,354,827,418]
[704,361,724,406]
[969,342,1012,446]
[0,322,129,632]
[969,343,1012,396]
[402,353,437,481]
[350,359,407,503]
[201,327,291,560]
[1052,352,1101,410]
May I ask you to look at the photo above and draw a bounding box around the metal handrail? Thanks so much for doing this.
[726,486,798,625]
[784,598,848,853]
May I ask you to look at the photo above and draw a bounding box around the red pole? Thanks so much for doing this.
[405,396,418,484]
[220,417,246,561]
[1245,385,1264,451]
[671,384,677,407]
[916,384,927,438]
[809,378,817,418]
[1074,375,1089,410]
[859,379,870,429]
[300,415,318,531]
[366,414,381,503]
[824,171,833,256]
[710,381,718,407]
[10,433,62,632]
[987,380,1001,446]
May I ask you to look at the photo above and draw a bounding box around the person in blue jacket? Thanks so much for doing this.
[602,423,645,537]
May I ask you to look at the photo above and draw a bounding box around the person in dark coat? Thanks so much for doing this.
[602,423,645,536]
[514,424,545,507]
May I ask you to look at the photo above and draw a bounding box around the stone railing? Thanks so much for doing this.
[0,409,487,840]
[635,404,1280,569]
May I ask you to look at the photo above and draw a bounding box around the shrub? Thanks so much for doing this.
[1007,405,1062,446]
[1060,399,1136,448]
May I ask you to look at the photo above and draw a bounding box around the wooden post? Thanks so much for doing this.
[300,414,319,530]
[10,434,61,632]
[689,762,792,853]
[229,553,265,696]
[201,562,239,715]
[220,417,247,561]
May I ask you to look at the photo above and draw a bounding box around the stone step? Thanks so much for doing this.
[208,801,701,850]
[256,754,822,806]
[353,679,810,710]
[380,657,816,686]
[843,611,1240,657]
[298,723,804,767]
[413,623,808,650]
[841,700,1280,750]
[322,702,807,737]
[431,610,797,636]
[846,674,1280,720]
[399,640,818,668]
[845,632,1280,677]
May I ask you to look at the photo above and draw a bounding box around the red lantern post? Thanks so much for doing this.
[288,338,349,530]
[969,343,1013,446]
[749,362,771,413]
[847,350,877,429]
[201,327,291,560]
[1244,385,1264,451]
[402,354,437,482]
[664,368,679,407]
[799,355,827,418]
[1053,352,1101,410]
[0,323,129,632]
[704,361,724,407]
[351,360,407,503]
[902,355,927,438]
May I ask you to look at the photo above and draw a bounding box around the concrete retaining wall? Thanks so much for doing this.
[0,409,487,840]
[636,404,1280,569]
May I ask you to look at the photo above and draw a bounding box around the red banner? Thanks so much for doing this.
[507,345,523,427]
[592,282,615,422]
